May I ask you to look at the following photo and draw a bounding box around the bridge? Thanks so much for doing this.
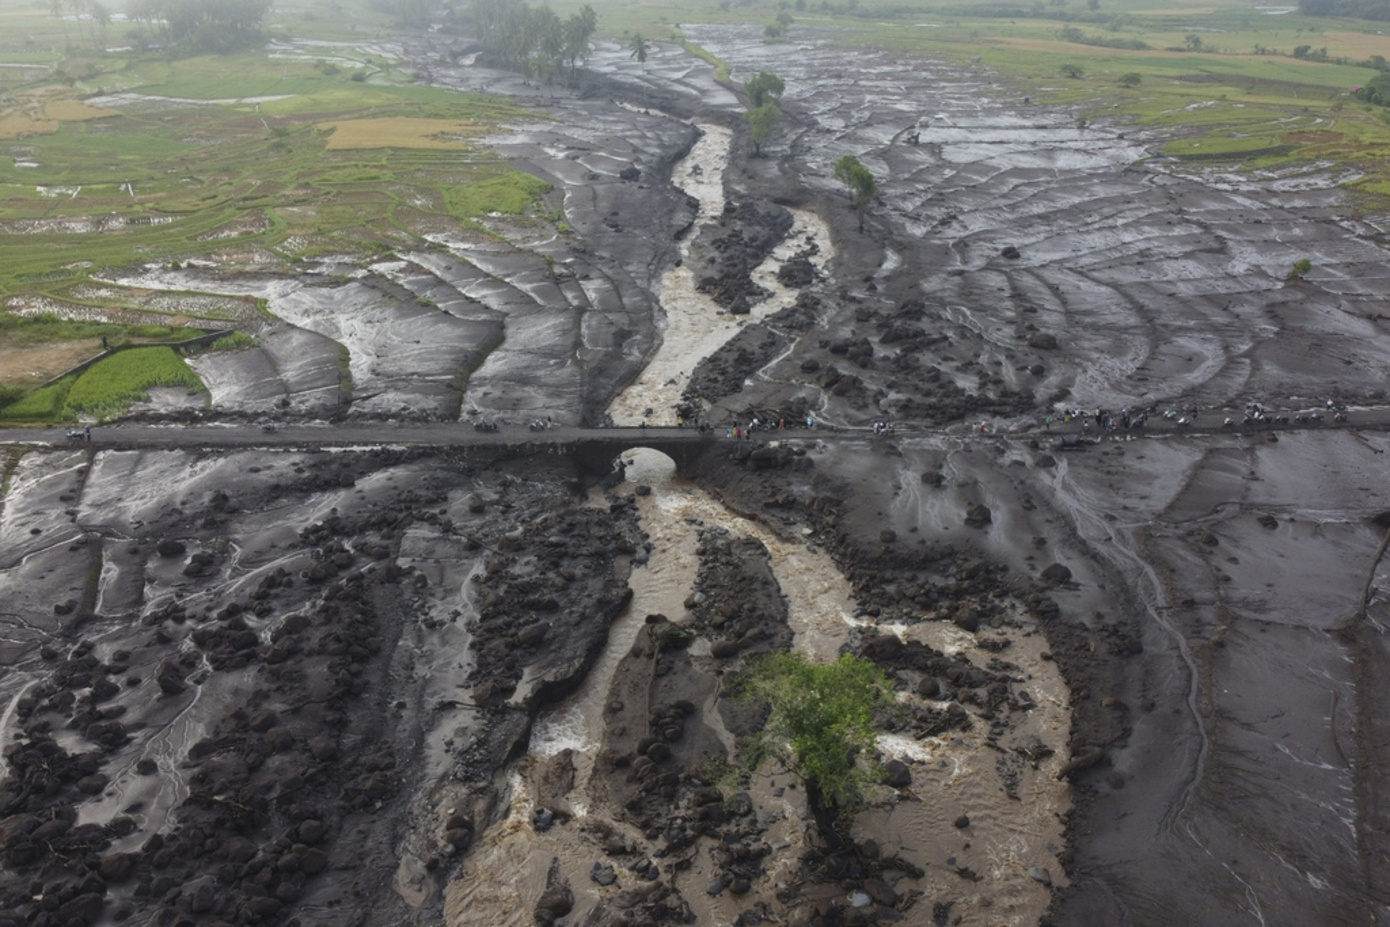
[0,423,741,477]
[2,414,1385,477]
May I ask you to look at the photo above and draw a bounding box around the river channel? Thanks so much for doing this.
[445,117,1071,927]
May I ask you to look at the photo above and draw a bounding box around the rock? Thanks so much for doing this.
[618,166,641,181]
[879,528,897,543]
[187,883,216,914]
[535,858,573,925]
[964,504,992,528]
[882,759,912,788]
[860,633,904,663]
[1000,244,1021,259]
[863,877,897,906]
[591,862,617,886]
[300,848,329,874]
[55,893,104,926]
[297,820,325,845]
[99,853,138,883]
[156,539,186,558]
[1039,563,1072,584]
[952,609,980,633]
[1028,866,1053,886]
[1028,333,1058,350]
[954,815,970,829]
[263,727,295,752]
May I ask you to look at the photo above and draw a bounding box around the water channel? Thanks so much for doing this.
[448,117,1071,927]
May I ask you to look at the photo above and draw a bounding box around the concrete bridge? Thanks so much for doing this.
[0,423,741,476]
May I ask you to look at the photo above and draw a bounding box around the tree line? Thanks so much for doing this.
[473,0,598,84]
[1298,0,1390,20]
[125,0,272,53]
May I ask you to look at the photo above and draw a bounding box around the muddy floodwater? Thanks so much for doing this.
[4,19,1390,927]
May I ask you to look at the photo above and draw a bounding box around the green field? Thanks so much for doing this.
[0,346,204,422]
[0,0,564,413]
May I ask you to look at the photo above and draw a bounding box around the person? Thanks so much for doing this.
[85,426,91,442]
[101,336,109,350]
[1046,415,1053,431]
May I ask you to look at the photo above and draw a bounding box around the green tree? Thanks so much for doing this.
[740,653,890,822]
[1060,62,1084,78]
[833,153,876,233]
[744,69,785,107]
[563,5,598,80]
[629,31,649,65]
[745,101,782,156]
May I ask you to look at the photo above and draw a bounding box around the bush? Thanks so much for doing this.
[1060,62,1085,78]
[1287,257,1313,281]
[1119,72,1142,87]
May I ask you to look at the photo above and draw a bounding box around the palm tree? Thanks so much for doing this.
[629,33,650,107]
[629,32,649,66]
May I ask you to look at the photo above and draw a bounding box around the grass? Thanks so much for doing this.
[196,332,257,353]
[0,345,207,423]
[64,347,204,419]
[0,315,195,349]
[2,377,77,423]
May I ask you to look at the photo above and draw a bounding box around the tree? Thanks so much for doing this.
[628,31,649,66]
[1060,62,1084,78]
[739,653,890,824]
[1287,257,1313,282]
[1119,71,1142,86]
[833,153,876,233]
[563,5,598,80]
[744,70,785,108]
[745,102,782,156]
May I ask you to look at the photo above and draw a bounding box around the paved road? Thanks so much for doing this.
[1,413,1386,451]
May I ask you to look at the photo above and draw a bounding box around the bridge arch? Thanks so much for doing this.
[569,434,716,477]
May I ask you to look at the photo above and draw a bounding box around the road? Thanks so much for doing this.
[1,411,1385,452]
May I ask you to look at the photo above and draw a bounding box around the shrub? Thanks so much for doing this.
[1119,72,1142,87]
[1060,62,1085,78]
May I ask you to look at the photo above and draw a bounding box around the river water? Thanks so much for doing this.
[450,115,1071,927]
